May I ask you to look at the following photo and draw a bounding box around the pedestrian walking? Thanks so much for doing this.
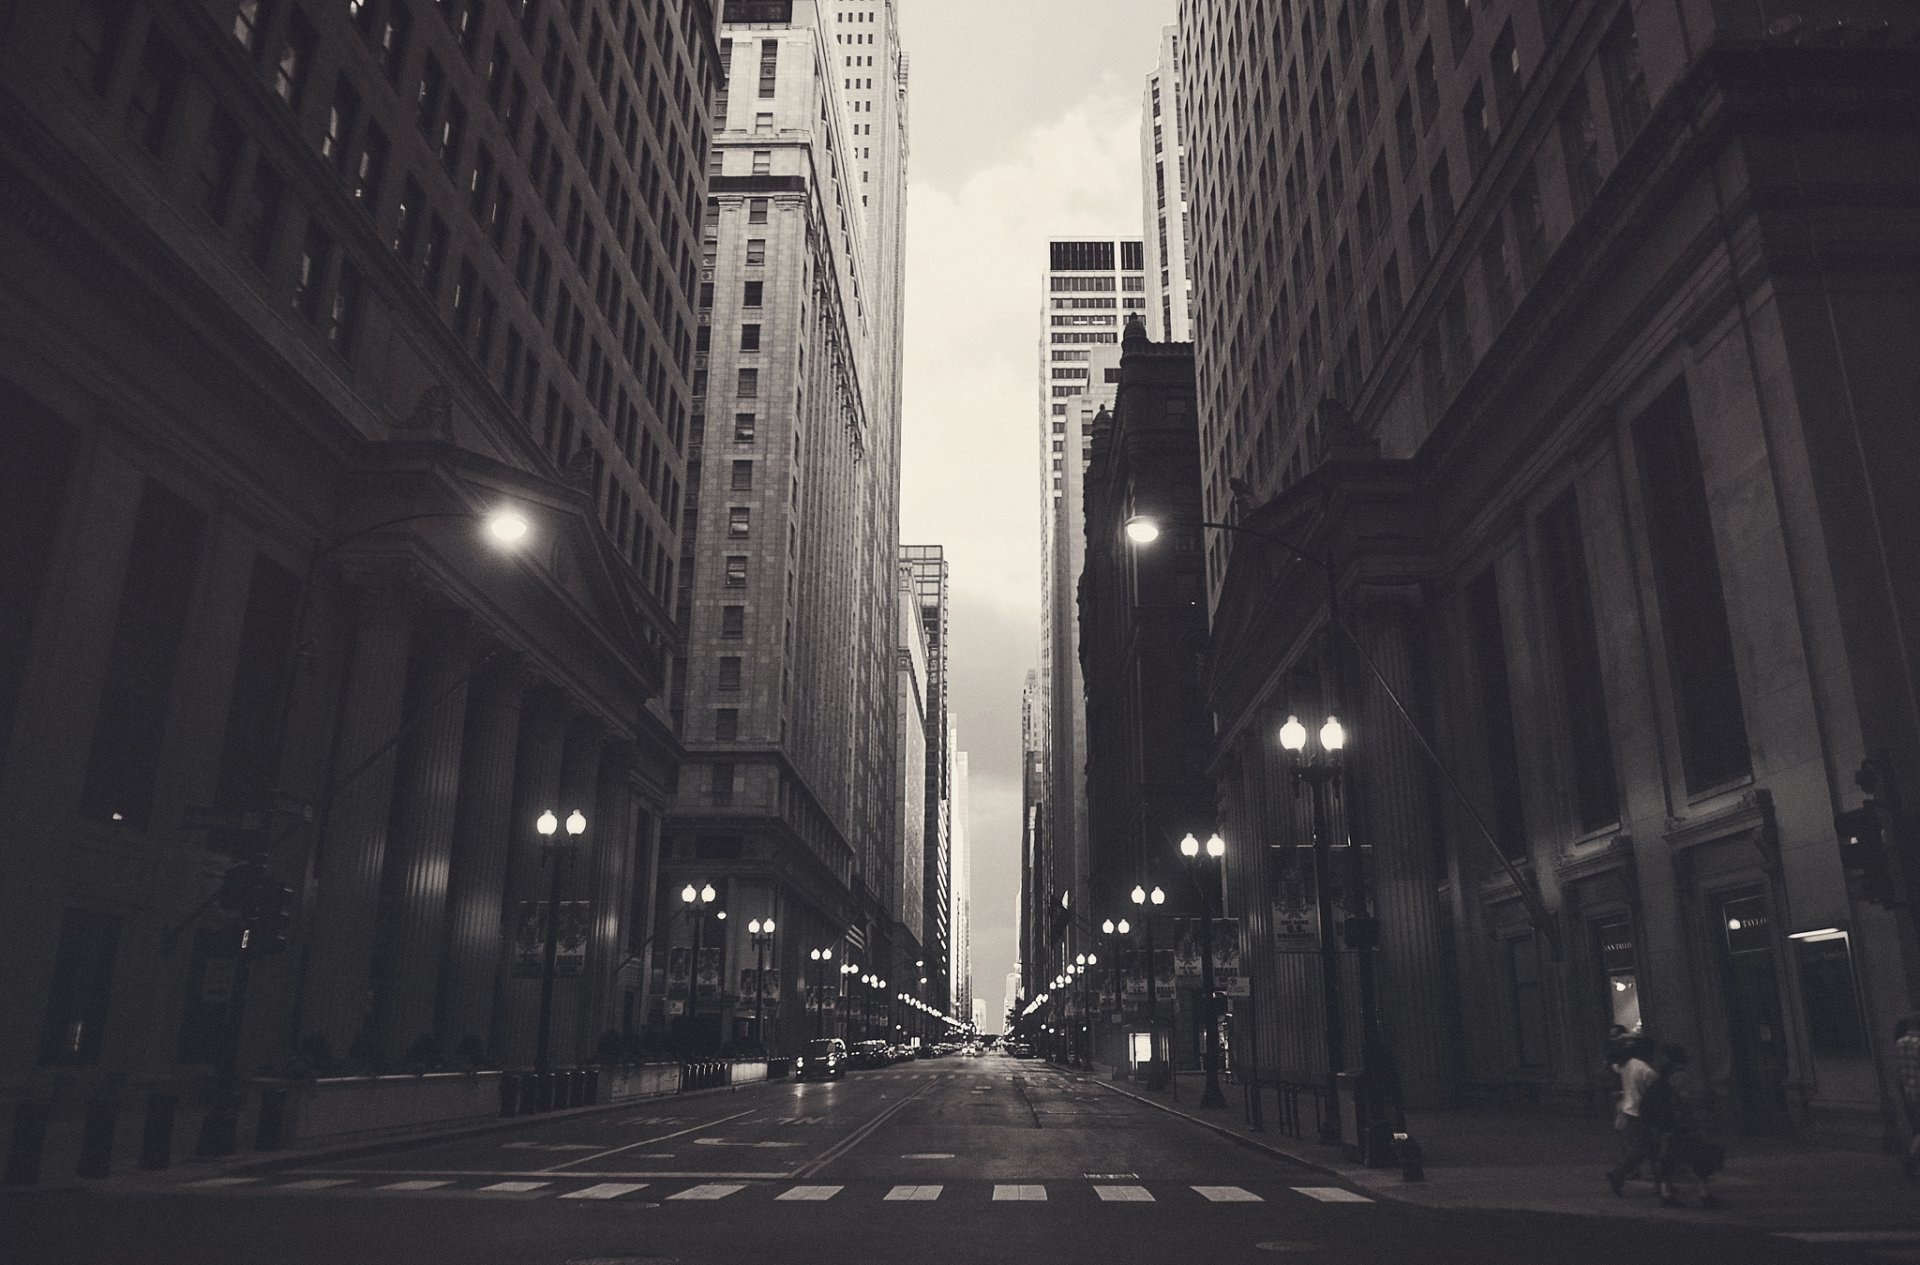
[1651,1044,1722,1208]
[1897,1015,1920,1180]
[1605,1037,1662,1197]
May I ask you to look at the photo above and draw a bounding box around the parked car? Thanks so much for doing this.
[847,1039,890,1070]
[793,1037,847,1081]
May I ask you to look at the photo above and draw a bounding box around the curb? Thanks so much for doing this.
[1084,1073,1354,1186]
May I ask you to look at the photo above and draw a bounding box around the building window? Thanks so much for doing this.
[1464,566,1527,859]
[1447,0,1476,62]
[1538,492,1618,833]
[724,555,747,587]
[1506,933,1548,1069]
[1594,917,1642,1034]
[751,149,771,175]
[1632,380,1751,793]
[274,10,317,108]
[328,263,363,355]
[718,656,743,691]
[1559,87,1603,216]
[1490,21,1522,123]
[758,39,778,98]
[743,280,763,307]
[353,121,389,210]
[734,413,757,443]
[79,479,206,829]
[711,762,735,803]
[1598,7,1652,152]
[381,2,412,82]
[241,159,284,269]
[293,223,332,322]
[322,73,360,170]
[1463,82,1492,176]
[715,708,739,740]
[736,367,758,398]
[125,27,186,156]
[748,198,769,224]
[417,53,444,134]
[196,108,246,221]
[731,459,754,491]
[746,238,766,266]
[720,605,746,638]
[68,0,131,96]
[755,111,774,133]
[37,909,122,1067]
[729,505,751,537]
[232,0,272,56]
[740,323,761,351]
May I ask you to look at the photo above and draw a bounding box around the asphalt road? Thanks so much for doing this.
[5,1055,1880,1265]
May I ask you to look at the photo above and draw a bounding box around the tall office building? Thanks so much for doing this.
[0,0,716,1176]
[1017,668,1043,999]
[1140,25,1193,342]
[661,0,904,1055]
[949,743,971,1018]
[1037,239,1143,977]
[1180,0,1920,1129]
[901,544,951,1003]
[892,563,928,955]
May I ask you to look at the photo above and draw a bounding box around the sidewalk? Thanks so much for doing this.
[1085,1064,1920,1232]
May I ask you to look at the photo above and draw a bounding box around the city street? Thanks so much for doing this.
[5,1055,1878,1265]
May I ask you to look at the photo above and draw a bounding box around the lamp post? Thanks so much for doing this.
[1102,917,1130,1080]
[748,918,775,1055]
[534,809,587,1090]
[839,962,858,1039]
[679,881,717,1053]
[1130,882,1166,1082]
[808,947,833,1038]
[1281,713,1351,1145]
[1180,831,1229,1109]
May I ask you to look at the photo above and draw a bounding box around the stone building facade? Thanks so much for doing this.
[1179,0,1920,1136]
[0,0,714,1178]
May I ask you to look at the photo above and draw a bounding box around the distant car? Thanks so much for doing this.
[1005,1040,1034,1058]
[793,1037,847,1081]
[847,1039,890,1070]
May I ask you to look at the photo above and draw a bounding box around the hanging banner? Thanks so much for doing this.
[666,946,691,999]
[1173,919,1203,979]
[697,946,721,996]
[1273,848,1320,946]
[555,901,588,976]
[1213,918,1248,997]
[1123,947,1147,998]
[1153,947,1176,996]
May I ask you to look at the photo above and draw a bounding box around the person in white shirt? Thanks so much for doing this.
[1605,1038,1662,1197]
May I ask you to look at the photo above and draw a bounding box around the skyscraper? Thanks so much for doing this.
[901,544,951,1003]
[662,0,904,1055]
[1140,25,1193,342]
[949,744,971,1018]
[1037,239,1144,975]
[0,0,717,1172]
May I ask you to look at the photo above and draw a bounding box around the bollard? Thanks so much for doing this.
[1394,1132,1425,1182]
[139,1094,176,1171]
[77,1096,119,1177]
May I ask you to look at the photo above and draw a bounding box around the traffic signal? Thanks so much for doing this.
[1836,807,1899,906]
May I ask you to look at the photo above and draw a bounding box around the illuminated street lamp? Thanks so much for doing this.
[747,918,775,1054]
[1179,831,1229,1109]
[1280,712,1356,1146]
[808,947,834,1037]
[534,809,587,1095]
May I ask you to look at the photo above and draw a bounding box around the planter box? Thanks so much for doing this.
[730,1061,769,1085]
[599,1063,682,1103]
[260,1072,502,1148]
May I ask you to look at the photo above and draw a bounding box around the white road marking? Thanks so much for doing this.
[538,1107,760,1173]
[668,1183,747,1200]
[692,1137,799,1148]
[558,1183,650,1200]
[185,1177,259,1187]
[1095,1185,1155,1202]
[901,1152,953,1159]
[477,1181,550,1193]
[1782,1232,1920,1244]
[993,1184,1047,1201]
[1193,1185,1263,1202]
[378,1180,453,1191]
[501,1141,600,1151]
[274,1178,354,1190]
[884,1184,943,1201]
[776,1185,843,1201]
[1293,1186,1372,1203]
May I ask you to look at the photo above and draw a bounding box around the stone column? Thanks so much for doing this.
[580,743,636,1056]
[301,572,419,1057]
[550,717,606,1065]
[373,612,475,1058]
[1349,587,1456,1106]
[490,689,570,1066]
[437,656,527,1055]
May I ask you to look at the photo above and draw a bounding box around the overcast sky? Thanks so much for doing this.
[893,0,1180,1023]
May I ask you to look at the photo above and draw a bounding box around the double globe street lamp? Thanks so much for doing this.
[1130,883,1166,1083]
[1179,831,1229,1109]
[534,809,587,1089]
[747,917,775,1055]
[679,883,719,1050]
[808,947,834,1038]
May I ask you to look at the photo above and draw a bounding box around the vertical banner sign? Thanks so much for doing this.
[555,901,589,976]
[738,968,758,1000]
[762,969,781,1006]
[1272,848,1320,946]
[1213,918,1248,997]
[696,946,721,997]
[1153,948,1176,996]
[512,902,546,978]
[805,984,820,1014]
[667,946,691,999]
[1173,919,1203,979]
[1123,948,1147,998]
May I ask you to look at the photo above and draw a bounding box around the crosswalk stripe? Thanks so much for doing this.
[478,1181,550,1193]
[558,1183,650,1200]
[275,1178,355,1190]
[883,1184,943,1201]
[668,1183,747,1200]
[1782,1232,1920,1244]
[1292,1186,1372,1203]
[776,1185,843,1201]
[1095,1185,1154,1202]
[378,1180,453,1191]
[1193,1185,1263,1202]
[186,1176,260,1187]
[993,1184,1046,1201]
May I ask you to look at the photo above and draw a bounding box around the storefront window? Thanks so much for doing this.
[1596,916,1642,1033]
